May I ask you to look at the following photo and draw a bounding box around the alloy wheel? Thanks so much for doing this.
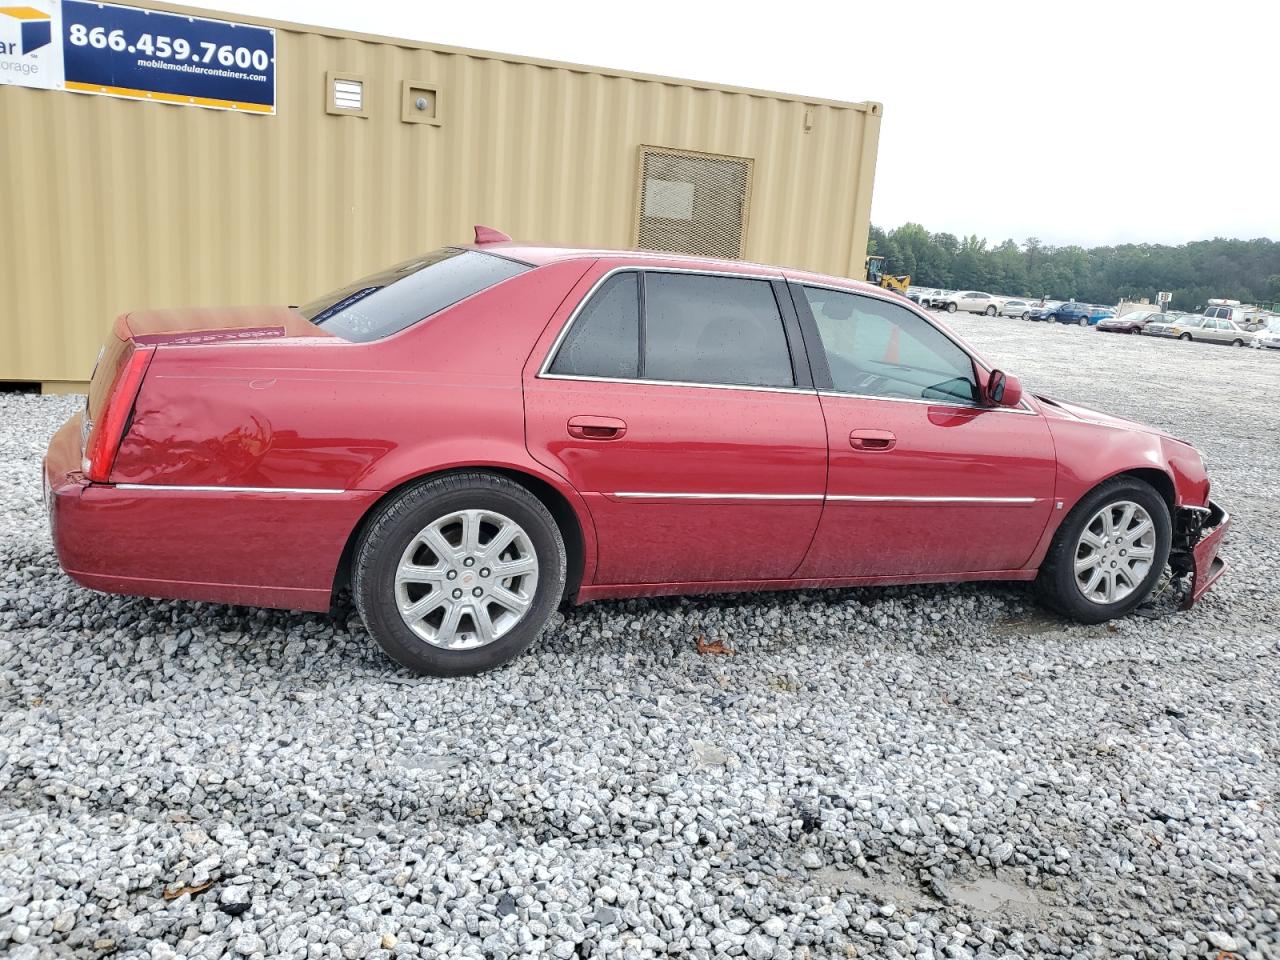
[1073,500,1157,605]
[394,509,539,649]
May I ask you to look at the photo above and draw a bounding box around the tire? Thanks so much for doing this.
[1021,312,1029,320]
[1079,316,1089,326]
[1231,339,1243,347]
[985,305,997,316]
[946,302,957,313]
[353,472,566,676]
[1127,327,1137,334]
[1035,476,1171,624]
[1179,333,1192,341]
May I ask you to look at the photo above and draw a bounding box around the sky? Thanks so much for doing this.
[216,0,1279,249]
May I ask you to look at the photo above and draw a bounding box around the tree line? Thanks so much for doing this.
[868,224,1280,312]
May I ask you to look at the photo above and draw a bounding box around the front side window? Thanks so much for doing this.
[547,273,640,379]
[299,248,531,342]
[803,287,979,405]
[642,273,795,387]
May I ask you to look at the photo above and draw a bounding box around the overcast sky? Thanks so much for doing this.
[218,0,1278,249]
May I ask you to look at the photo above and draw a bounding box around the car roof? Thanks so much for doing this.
[466,241,886,295]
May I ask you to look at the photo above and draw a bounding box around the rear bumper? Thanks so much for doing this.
[1173,500,1230,609]
[44,413,378,612]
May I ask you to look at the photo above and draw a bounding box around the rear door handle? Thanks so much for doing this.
[567,415,627,440]
[850,429,896,451]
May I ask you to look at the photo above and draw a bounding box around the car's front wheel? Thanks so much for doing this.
[1079,316,1089,326]
[985,305,997,316]
[1179,333,1193,341]
[353,472,566,676]
[1231,338,1244,347]
[1035,477,1171,624]
[946,302,957,313]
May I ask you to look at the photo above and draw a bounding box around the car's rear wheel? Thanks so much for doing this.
[1035,477,1171,624]
[1179,333,1192,341]
[353,472,566,676]
[946,302,957,313]
[985,305,997,316]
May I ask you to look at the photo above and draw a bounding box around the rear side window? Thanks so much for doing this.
[547,273,640,379]
[643,273,794,387]
[299,248,530,342]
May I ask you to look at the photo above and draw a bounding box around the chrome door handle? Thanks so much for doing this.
[850,429,896,451]
[567,416,627,440]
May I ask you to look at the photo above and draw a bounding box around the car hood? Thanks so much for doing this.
[1034,393,1178,441]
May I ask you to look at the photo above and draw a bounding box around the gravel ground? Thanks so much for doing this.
[1,320,1277,960]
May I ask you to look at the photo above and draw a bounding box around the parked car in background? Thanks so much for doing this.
[1168,315,1254,346]
[41,229,1229,675]
[1096,310,1164,334]
[934,291,1001,315]
[1026,301,1064,322]
[907,286,942,307]
[1142,313,1192,338]
[999,298,1034,319]
[1252,318,1280,350]
[1052,302,1115,326]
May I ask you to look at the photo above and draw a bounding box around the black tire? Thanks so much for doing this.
[946,302,957,313]
[1231,339,1244,347]
[1035,476,1171,624]
[1079,316,1089,326]
[1179,333,1192,341]
[1021,312,1029,320]
[985,305,997,316]
[353,472,566,676]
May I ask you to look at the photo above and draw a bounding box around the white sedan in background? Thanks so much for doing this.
[933,291,1001,315]
[999,298,1033,319]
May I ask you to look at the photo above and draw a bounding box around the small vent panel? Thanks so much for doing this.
[635,147,752,259]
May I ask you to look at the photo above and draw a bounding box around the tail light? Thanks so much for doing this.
[81,346,153,482]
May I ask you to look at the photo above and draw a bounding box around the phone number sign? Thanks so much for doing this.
[62,0,274,113]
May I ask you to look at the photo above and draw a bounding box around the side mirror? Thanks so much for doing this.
[986,369,1023,407]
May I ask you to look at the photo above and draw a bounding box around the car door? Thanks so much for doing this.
[786,282,1056,578]
[523,263,828,586]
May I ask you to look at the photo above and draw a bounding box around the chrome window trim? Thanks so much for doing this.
[816,389,1038,415]
[537,264,791,390]
[539,373,815,396]
[795,280,1037,414]
[114,483,347,495]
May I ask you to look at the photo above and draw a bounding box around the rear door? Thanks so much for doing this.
[524,264,827,586]
[788,283,1056,578]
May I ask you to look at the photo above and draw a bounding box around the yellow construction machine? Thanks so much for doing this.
[865,256,911,296]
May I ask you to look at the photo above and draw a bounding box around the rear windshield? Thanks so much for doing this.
[299,248,531,342]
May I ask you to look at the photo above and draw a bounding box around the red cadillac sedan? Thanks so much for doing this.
[44,230,1229,675]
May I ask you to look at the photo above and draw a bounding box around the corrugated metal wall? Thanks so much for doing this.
[0,0,881,386]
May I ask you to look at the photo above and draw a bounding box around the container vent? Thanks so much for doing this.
[635,146,752,259]
[333,79,364,112]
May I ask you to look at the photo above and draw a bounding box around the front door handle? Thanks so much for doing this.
[567,415,627,441]
[850,429,896,451]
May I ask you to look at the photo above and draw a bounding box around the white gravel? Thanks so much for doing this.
[1,320,1278,960]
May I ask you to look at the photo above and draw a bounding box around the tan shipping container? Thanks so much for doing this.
[0,0,881,390]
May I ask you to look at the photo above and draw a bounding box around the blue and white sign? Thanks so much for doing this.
[1,1,275,113]
[62,0,275,112]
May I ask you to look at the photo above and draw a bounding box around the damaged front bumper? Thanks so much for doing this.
[1171,500,1229,609]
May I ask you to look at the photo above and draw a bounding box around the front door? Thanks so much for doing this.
[524,264,828,586]
[789,282,1057,578]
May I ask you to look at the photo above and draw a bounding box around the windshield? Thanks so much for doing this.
[299,248,531,342]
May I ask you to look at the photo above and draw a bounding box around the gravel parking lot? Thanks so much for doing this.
[1,318,1277,960]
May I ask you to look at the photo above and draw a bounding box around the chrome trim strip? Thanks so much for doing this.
[537,264,787,381]
[614,491,823,501]
[612,491,1038,504]
[816,390,1038,415]
[114,483,347,495]
[540,373,814,395]
[826,495,1039,504]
